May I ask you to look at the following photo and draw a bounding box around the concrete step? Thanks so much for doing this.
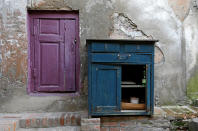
[0,112,87,129]
[0,119,19,131]
[18,126,80,131]
[19,112,82,128]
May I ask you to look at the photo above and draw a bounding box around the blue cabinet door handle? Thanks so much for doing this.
[117,54,131,60]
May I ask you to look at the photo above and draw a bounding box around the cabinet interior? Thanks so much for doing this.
[121,65,146,110]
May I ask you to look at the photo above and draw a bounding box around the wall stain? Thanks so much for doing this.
[168,0,191,21]
[187,70,198,100]
[0,7,27,83]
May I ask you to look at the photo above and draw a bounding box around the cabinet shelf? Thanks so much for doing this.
[88,39,155,116]
[121,85,145,88]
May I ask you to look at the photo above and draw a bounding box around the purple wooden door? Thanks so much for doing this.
[33,18,76,92]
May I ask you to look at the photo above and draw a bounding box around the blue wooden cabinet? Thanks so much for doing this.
[87,39,157,116]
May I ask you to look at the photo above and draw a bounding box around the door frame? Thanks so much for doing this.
[27,10,80,94]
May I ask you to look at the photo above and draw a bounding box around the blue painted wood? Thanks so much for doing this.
[124,44,154,53]
[91,64,121,114]
[91,111,151,116]
[91,42,154,53]
[87,39,155,116]
[88,43,92,117]
[91,53,152,64]
[91,42,120,52]
[146,64,151,113]
[151,52,155,115]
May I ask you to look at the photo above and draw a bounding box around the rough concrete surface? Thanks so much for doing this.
[0,106,197,130]
[0,0,197,113]
[189,118,198,131]
[18,126,80,131]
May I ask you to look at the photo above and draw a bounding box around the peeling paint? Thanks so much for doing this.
[28,0,72,10]
[0,0,27,83]
[155,45,165,65]
[110,12,153,39]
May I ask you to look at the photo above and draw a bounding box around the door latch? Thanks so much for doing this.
[74,38,77,44]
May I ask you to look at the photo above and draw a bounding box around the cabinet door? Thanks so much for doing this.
[146,64,151,112]
[91,64,121,114]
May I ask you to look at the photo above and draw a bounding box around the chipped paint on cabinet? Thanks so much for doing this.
[87,39,156,116]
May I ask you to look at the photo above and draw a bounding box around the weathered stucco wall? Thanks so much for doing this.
[0,0,197,113]
[184,2,198,100]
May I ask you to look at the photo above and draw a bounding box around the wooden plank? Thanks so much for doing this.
[121,102,145,110]
[121,85,145,88]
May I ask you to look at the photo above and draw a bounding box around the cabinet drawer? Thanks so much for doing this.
[91,42,120,52]
[124,44,154,53]
[91,53,152,63]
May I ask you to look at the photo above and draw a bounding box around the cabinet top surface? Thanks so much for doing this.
[86,39,158,44]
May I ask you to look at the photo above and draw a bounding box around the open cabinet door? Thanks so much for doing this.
[91,64,121,115]
[146,64,151,113]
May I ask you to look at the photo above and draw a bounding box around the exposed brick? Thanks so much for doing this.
[60,114,65,126]
[81,118,100,125]
[101,127,109,131]
[35,118,41,128]
[53,117,60,127]
[102,122,119,127]
[47,119,53,127]
[71,114,76,126]
[19,119,26,128]
[110,127,120,131]
[64,113,71,125]
[120,122,132,127]
[75,114,81,126]
[81,118,101,131]
[120,127,127,131]
[81,125,100,131]
[26,119,31,128]
[102,117,129,122]
[0,120,19,131]
[42,118,48,127]
[30,118,36,128]
[18,112,84,128]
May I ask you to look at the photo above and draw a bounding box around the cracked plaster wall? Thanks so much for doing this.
[0,0,197,112]
[184,3,198,100]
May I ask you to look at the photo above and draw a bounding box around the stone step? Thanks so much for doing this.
[18,126,80,131]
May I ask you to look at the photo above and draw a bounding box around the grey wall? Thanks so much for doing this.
[0,0,197,113]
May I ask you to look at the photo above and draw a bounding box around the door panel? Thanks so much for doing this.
[92,64,121,113]
[146,64,151,112]
[40,19,59,34]
[34,18,76,92]
[64,20,76,91]
[40,43,59,85]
